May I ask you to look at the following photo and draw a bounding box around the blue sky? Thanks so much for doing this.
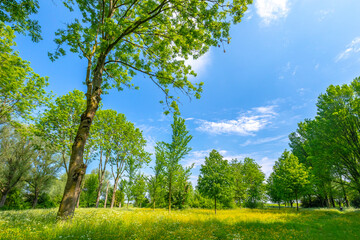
[14,0,360,185]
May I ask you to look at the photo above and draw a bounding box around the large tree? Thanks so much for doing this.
[197,149,232,214]
[52,0,252,218]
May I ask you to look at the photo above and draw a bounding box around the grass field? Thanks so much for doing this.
[0,208,359,240]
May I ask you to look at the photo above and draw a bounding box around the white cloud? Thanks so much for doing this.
[240,135,287,147]
[259,157,276,177]
[196,105,277,136]
[185,51,211,77]
[336,37,360,62]
[255,0,290,25]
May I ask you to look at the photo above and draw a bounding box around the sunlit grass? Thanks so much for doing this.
[0,208,359,239]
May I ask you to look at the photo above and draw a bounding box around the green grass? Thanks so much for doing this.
[0,208,359,239]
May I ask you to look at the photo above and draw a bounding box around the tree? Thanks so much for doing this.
[26,143,60,208]
[230,159,247,207]
[267,172,284,209]
[161,114,192,212]
[109,114,149,208]
[0,0,41,41]
[91,109,117,208]
[132,173,147,207]
[242,158,265,208]
[147,146,165,210]
[80,170,99,207]
[37,90,86,175]
[0,125,34,207]
[275,150,311,211]
[52,0,252,219]
[197,149,232,214]
[0,22,48,124]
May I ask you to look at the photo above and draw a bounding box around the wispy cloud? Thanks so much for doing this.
[196,105,277,136]
[255,0,290,25]
[240,135,287,147]
[336,37,360,62]
[318,9,334,22]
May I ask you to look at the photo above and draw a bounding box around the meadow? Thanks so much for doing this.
[0,208,359,240]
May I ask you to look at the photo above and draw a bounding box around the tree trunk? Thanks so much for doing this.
[290,201,293,208]
[56,52,106,219]
[96,152,107,208]
[341,183,349,207]
[76,165,87,208]
[215,196,217,215]
[278,202,281,209]
[168,180,172,213]
[153,200,155,211]
[119,201,121,208]
[295,192,299,212]
[95,180,103,208]
[32,190,39,209]
[57,96,100,219]
[110,177,119,208]
[0,192,8,208]
[104,181,109,208]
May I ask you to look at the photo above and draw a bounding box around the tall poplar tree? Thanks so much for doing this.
[162,114,192,212]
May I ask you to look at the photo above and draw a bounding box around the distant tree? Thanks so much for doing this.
[267,172,284,209]
[80,171,99,207]
[197,149,232,214]
[109,114,149,208]
[275,150,311,211]
[91,109,117,208]
[0,22,48,124]
[0,0,41,41]
[162,114,192,212]
[133,173,147,208]
[147,146,165,210]
[242,158,265,208]
[230,159,247,207]
[26,143,60,208]
[0,125,34,207]
[51,0,252,219]
[36,90,86,175]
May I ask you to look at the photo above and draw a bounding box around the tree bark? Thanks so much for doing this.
[278,202,281,209]
[96,152,108,208]
[215,196,217,215]
[153,200,155,211]
[168,178,172,213]
[56,52,106,219]
[104,181,109,208]
[295,192,299,212]
[119,201,121,208]
[32,189,39,209]
[0,192,8,208]
[57,94,100,219]
[110,177,120,208]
